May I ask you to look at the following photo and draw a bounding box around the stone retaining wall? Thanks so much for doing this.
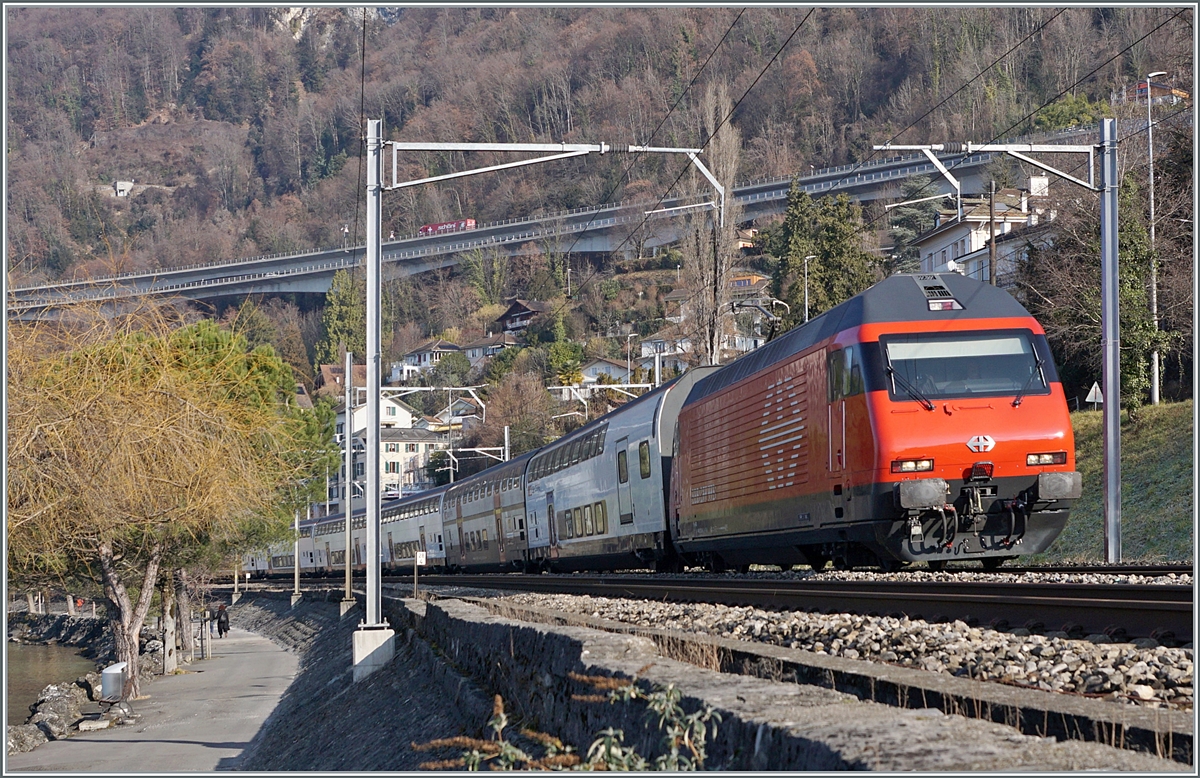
[380,594,1189,771]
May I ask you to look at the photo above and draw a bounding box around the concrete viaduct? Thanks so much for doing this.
[8,128,1099,316]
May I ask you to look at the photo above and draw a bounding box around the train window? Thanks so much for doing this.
[482,530,488,550]
[827,349,844,401]
[844,346,864,396]
[882,330,1048,401]
[594,501,607,534]
[639,441,651,479]
[569,439,582,466]
[562,510,573,539]
[573,507,584,538]
[583,505,594,535]
[617,450,629,484]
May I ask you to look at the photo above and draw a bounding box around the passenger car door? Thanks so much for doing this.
[615,437,634,525]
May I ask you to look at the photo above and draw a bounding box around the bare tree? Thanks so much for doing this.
[678,82,742,366]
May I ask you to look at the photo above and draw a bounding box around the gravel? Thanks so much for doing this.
[602,566,1194,587]
[496,591,1194,711]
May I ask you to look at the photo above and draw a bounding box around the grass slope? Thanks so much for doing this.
[1031,400,1194,563]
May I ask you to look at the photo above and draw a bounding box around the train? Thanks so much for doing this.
[418,218,477,237]
[247,272,1081,578]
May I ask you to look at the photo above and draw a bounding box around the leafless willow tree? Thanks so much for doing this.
[679,82,742,366]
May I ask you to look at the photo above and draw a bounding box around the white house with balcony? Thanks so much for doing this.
[913,178,1054,284]
[403,338,461,374]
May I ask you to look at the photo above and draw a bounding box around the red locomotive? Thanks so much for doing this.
[418,218,477,237]
[670,272,1080,571]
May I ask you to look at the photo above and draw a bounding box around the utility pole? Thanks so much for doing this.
[1146,70,1167,406]
[351,130,724,681]
[876,125,1119,560]
[988,180,997,285]
[342,350,354,610]
[351,120,392,684]
[1098,120,1122,563]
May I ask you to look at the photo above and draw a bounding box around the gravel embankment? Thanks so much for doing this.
[231,595,491,771]
[497,592,1194,711]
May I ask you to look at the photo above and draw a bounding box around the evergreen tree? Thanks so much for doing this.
[314,270,366,367]
[769,185,878,331]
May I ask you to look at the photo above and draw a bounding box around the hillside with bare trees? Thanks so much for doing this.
[7,7,1190,284]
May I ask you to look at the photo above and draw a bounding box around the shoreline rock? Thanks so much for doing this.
[6,614,165,756]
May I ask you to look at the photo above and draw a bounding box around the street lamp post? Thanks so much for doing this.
[803,255,816,323]
[1147,71,1167,406]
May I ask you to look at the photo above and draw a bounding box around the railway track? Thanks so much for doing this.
[410,573,1194,644]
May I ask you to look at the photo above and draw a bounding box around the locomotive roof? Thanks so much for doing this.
[688,273,1033,402]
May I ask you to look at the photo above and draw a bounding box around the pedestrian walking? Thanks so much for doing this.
[216,604,229,638]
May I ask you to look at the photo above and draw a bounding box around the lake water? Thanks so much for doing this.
[7,643,98,726]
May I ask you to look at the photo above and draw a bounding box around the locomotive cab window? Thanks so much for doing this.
[638,441,651,479]
[827,346,864,401]
[881,330,1051,402]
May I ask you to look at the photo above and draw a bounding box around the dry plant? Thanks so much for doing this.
[7,299,331,697]
[413,668,720,771]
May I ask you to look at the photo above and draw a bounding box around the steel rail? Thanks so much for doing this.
[414,574,1193,643]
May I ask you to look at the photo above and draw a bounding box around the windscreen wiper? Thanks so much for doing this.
[1011,357,1046,407]
[886,366,936,411]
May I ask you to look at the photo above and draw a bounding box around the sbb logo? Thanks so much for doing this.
[966,435,996,453]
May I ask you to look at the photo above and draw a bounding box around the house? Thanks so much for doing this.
[333,395,420,441]
[728,271,771,300]
[292,383,314,411]
[461,331,520,368]
[403,338,461,373]
[640,333,692,360]
[324,425,449,515]
[1112,78,1190,106]
[389,361,423,384]
[113,180,135,197]
[736,228,759,250]
[581,357,631,384]
[314,363,366,400]
[664,271,771,322]
[381,427,448,495]
[494,299,552,333]
[419,395,484,435]
[912,179,1053,283]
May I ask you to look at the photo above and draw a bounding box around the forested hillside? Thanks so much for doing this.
[6,7,1190,283]
[6,7,1193,428]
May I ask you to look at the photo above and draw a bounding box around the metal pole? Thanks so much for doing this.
[365,119,383,627]
[988,180,997,285]
[292,509,300,595]
[344,350,353,601]
[1147,72,1164,406]
[503,425,510,462]
[1099,119,1122,564]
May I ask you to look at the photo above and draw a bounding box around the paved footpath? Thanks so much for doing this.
[6,626,298,772]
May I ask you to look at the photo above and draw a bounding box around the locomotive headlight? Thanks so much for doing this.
[1027,452,1068,466]
[892,458,934,473]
